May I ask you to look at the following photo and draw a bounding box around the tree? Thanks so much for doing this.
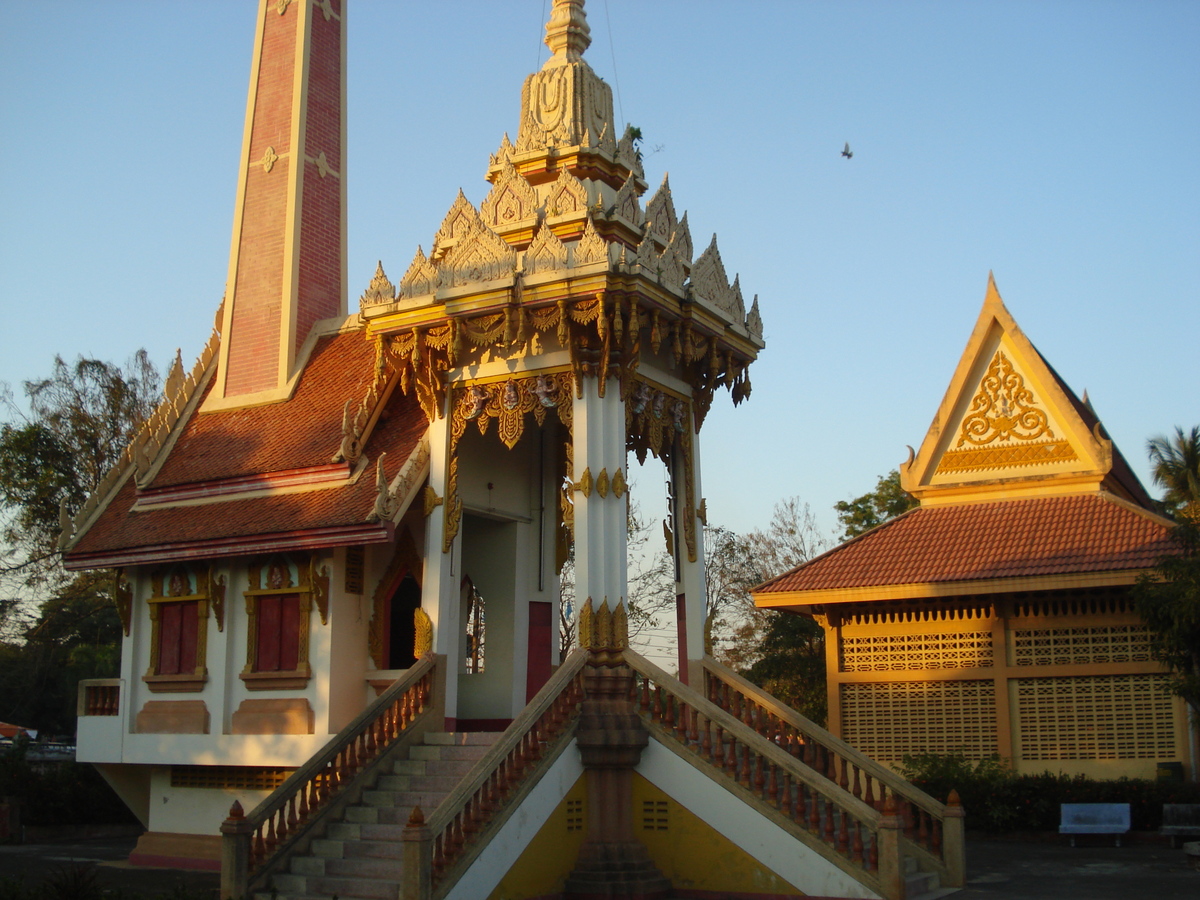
[740,612,828,725]
[1134,520,1200,720]
[833,469,917,540]
[1,352,159,591]
[0,352,160,734]
[1147,425,1200,521]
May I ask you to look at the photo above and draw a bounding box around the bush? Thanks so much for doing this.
[0,738,137,827]
[900,752,1200,832]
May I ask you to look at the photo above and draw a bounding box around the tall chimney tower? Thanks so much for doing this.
[211,0,346,406]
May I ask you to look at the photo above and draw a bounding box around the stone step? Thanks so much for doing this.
[398,773,463,792]
[424,731,502,746]
[342,838,406,860]
[308,875,399,900]
[409,744,492,762]
[324,856,404,880]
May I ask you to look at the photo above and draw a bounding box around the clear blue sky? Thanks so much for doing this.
[2,1,1197,541]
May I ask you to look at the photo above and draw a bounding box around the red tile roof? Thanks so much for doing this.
[65,328,428,566]
[154,331,379,486]
[756,493,1175,595]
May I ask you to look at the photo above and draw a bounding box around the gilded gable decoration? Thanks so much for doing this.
[900,275,1145,504]
[644,174,677,246]
[668,211,693,266]
[489,133,515,169]
[615,125,640,173]
[746,296,764,342]
[690,235,744,325]
[658,246,687,295]
[359,261,396,311]
[398,246,438,301]
[368,435,432,524]
[546,168,590,218]
[480,160,540,238]
[431,190,483,259]
[524,224,570,277]
[936,349,1079,475]
[436,219,516,289]
[571,215,609,267]
[611,174,642,228]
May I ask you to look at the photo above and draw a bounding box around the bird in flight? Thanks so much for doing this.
[841,142,853,159]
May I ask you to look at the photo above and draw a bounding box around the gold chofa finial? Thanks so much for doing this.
[545,0,591,62]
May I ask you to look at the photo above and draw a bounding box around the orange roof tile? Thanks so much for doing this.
[65,328,429,567]
[756,494,1175,595]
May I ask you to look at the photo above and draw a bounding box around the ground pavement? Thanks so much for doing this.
[0,834,1196,899]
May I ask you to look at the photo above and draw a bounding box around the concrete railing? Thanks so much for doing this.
[221,655,443,900]
[402,649,589,900]
[701,656,965,891]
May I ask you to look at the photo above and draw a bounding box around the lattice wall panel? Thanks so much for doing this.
[170,765,294,790]
[840,680,998,762]
[1015,675,1177,760]
[840,631,993,672]
[1012,625,1153,666]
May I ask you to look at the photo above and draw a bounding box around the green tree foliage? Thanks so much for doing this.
[1147,425,1200,521]
[740,611,828,725]
[833,469,917,540]
[1134,520,1200,718]
[0,353,159,734]
[707,498,833,724]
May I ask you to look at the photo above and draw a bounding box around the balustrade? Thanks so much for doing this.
[78,679,120,716]
[423,651,587,891]
[221,657,438,900]
[701,656,963,883]
[627,651,883,883]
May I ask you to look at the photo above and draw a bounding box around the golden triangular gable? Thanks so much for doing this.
[901,274,1114,505]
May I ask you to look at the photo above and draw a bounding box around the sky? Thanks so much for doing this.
[1,0,1197,544]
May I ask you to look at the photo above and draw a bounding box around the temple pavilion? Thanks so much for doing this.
[66,2,965,898]
[755,277,1191,781]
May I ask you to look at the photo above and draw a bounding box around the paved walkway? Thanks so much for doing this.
[958,837,1197,900]
[0,834,1195,899]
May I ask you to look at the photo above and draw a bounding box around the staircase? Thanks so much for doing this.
[222,653,963,900]
[259,733,500,900]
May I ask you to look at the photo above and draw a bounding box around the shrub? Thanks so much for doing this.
[900,752,1200,832]
[0,738,137,827]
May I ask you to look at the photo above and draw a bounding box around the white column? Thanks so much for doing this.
[420,411,459,721]
[572,378,628,616]
[675,419,708,680]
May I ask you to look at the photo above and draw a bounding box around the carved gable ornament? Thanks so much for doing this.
[612,174,642,228]
[437,220,516,289]
[359,261,396,310]
[936,349,1078,474]
[480,160,540,233]
[524,223,570,276]
[431,190,483,259]
[644,175,677,247]
[901,275,1119,502]
[668,211,693,267]
[546,168,590,219]
[398,246,439,300]
[690,235,743,324]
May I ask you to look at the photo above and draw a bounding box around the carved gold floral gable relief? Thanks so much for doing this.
[937,349,1078,474]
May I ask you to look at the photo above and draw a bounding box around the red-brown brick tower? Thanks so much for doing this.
[212,0,346,406]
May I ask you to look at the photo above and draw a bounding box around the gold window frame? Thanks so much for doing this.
[240,554,328,691]
[143,566,214,693]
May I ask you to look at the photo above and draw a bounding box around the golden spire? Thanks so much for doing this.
[544,0,591,64]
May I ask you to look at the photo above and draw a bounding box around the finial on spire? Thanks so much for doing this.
[545,0,591,62]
